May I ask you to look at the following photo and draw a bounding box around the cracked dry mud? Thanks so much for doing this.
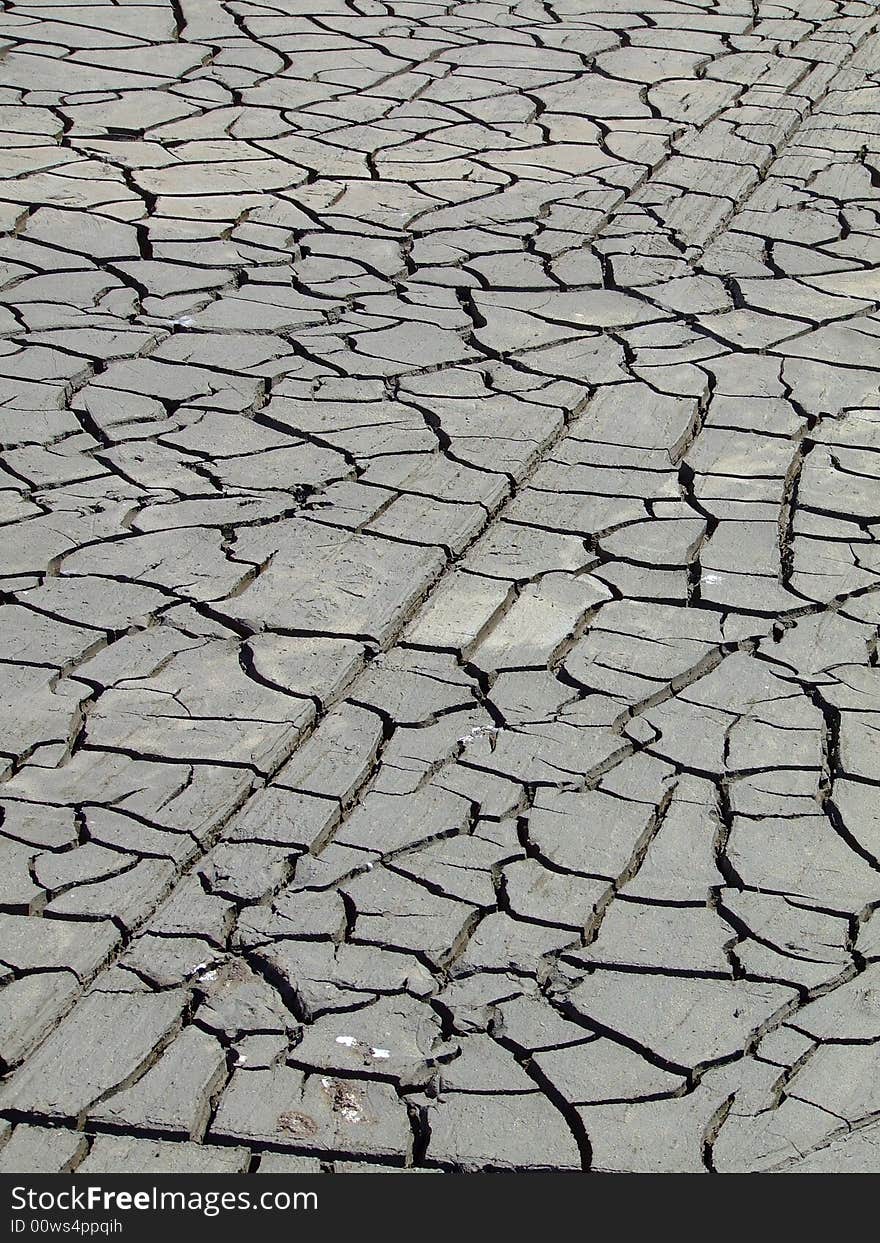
[0,0,880,1178]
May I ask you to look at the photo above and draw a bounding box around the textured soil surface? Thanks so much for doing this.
[1,0,880,1174]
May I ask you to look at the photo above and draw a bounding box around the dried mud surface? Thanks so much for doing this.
[1,0,880,1174]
